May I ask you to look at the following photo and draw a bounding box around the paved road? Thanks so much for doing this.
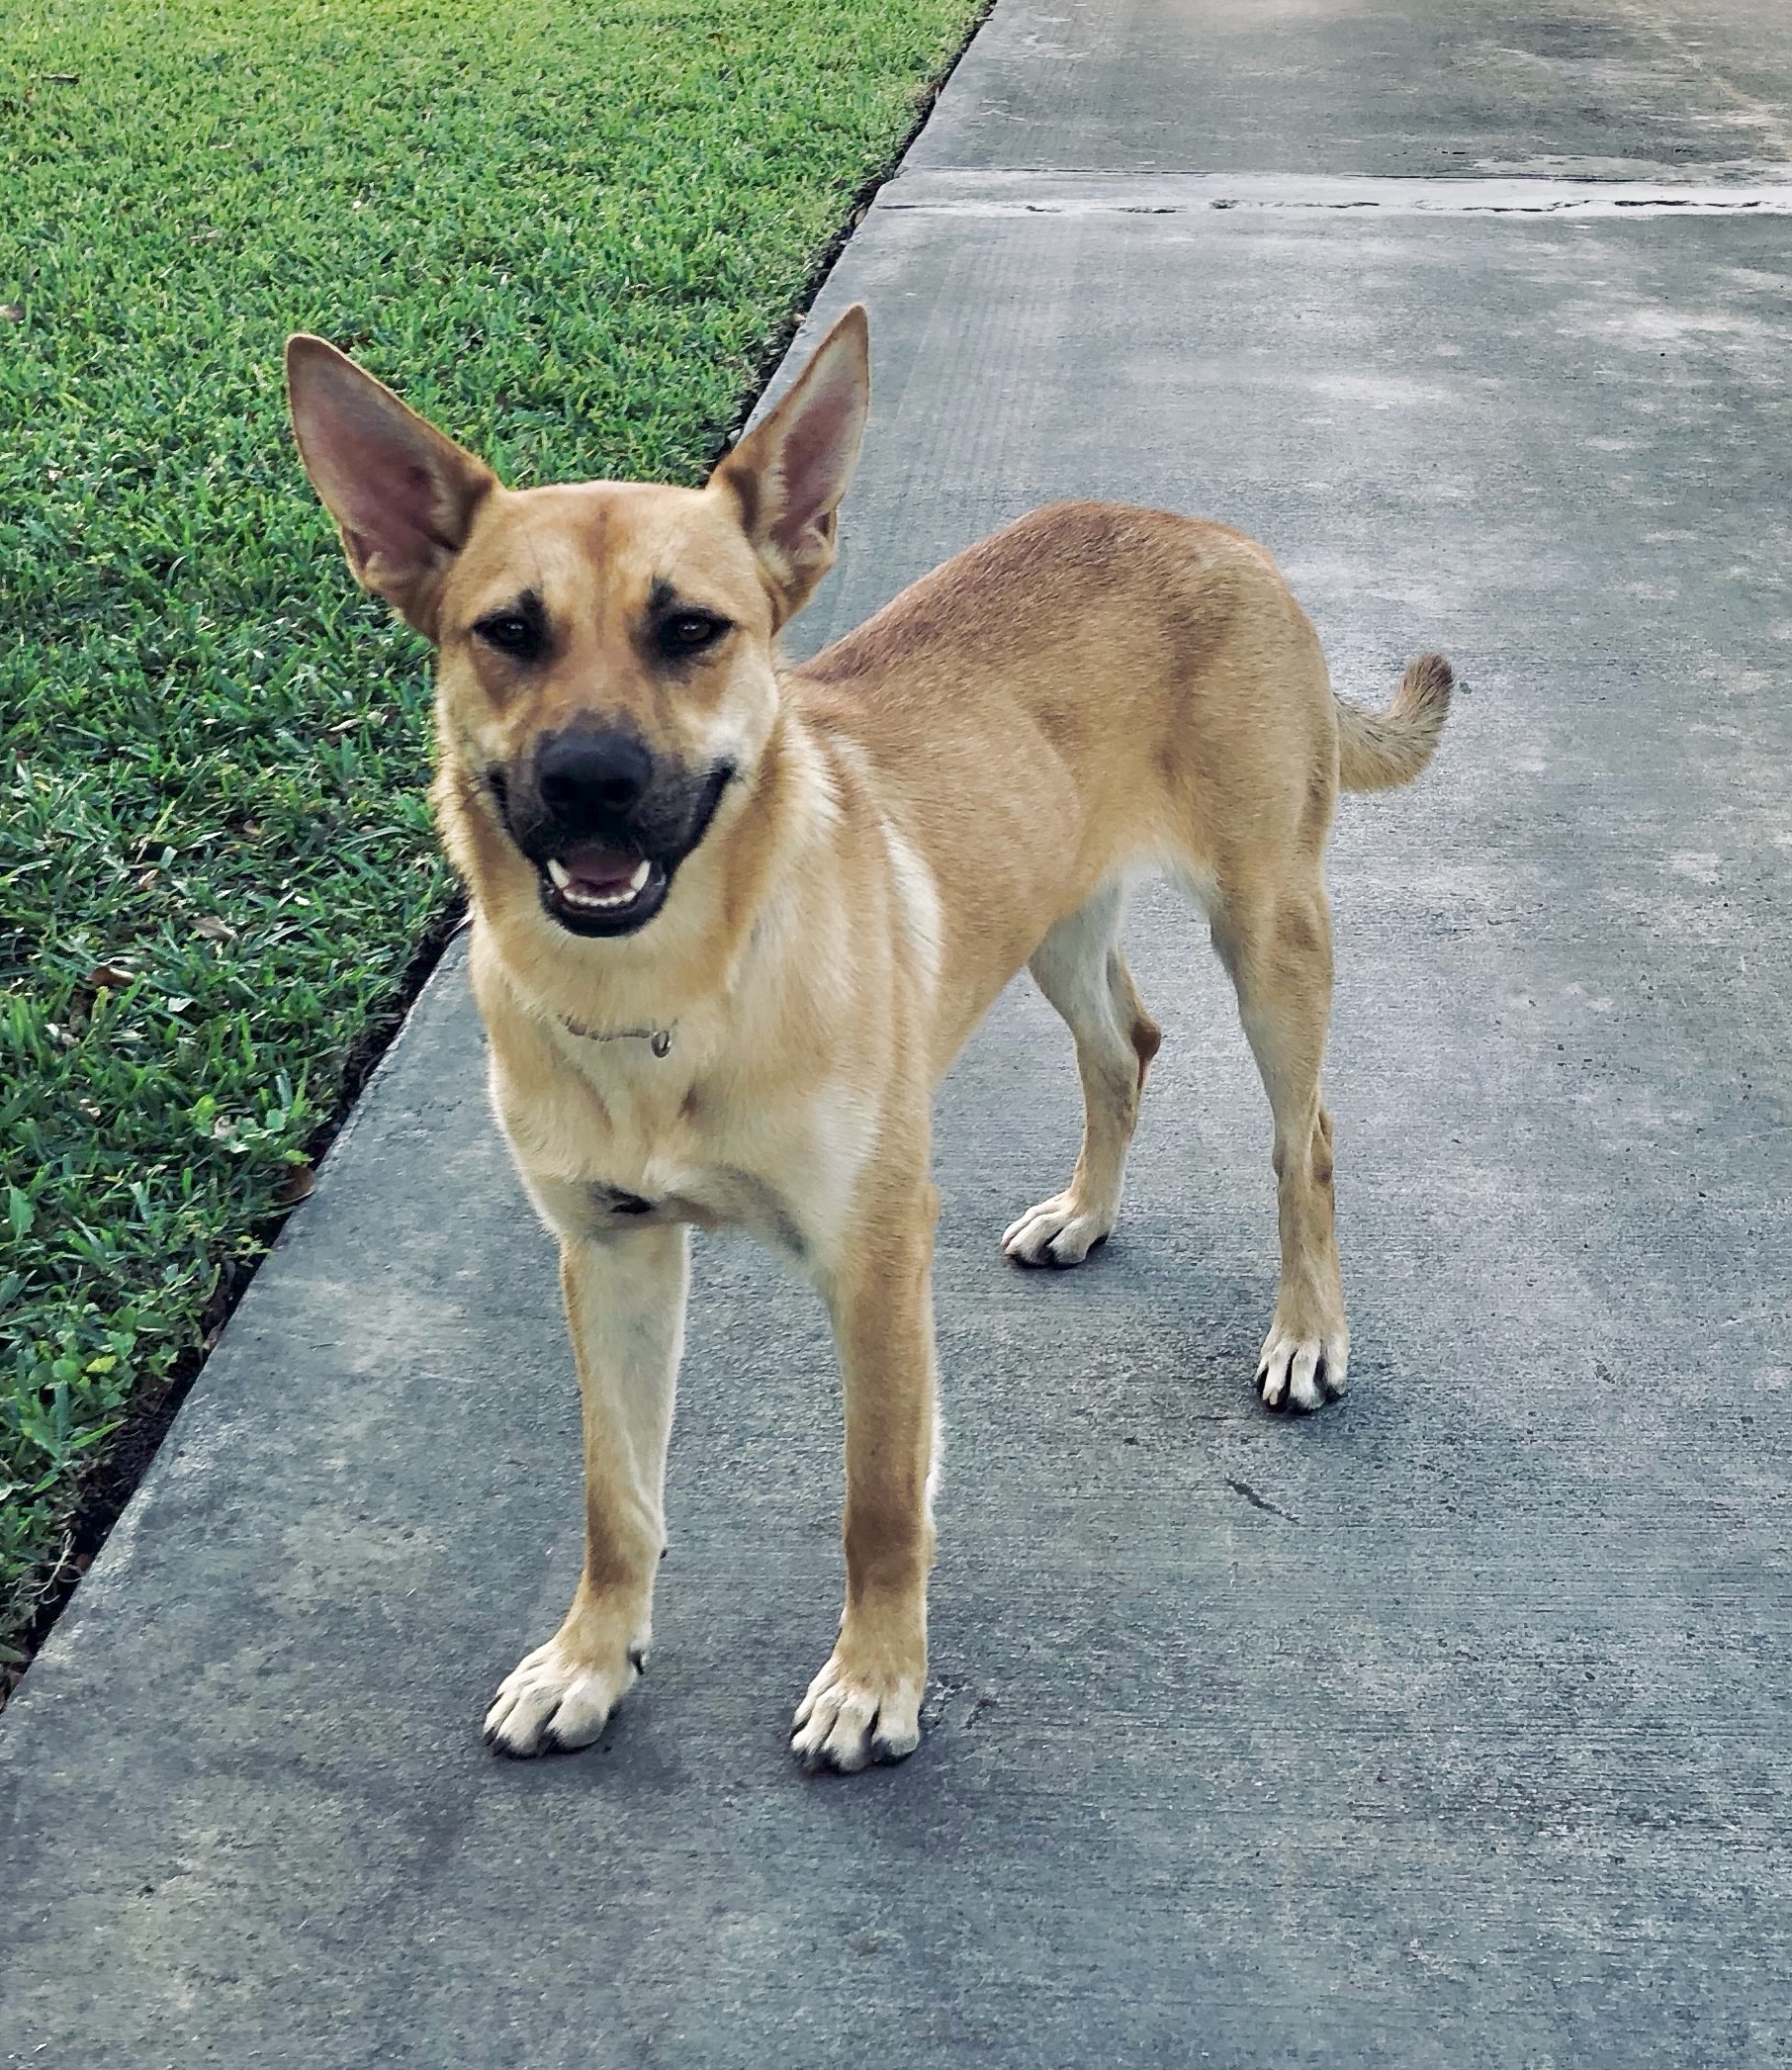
[5,3,1791,2063]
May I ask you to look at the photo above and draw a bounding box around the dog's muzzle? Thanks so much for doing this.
[498,723,734,939]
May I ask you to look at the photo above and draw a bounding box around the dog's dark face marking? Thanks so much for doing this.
[472,587,550,665]
[644,576,734,666]
[493,710,736,939]
[436,481,784,939]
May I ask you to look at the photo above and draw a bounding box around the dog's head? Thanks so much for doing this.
[286,310,868,939]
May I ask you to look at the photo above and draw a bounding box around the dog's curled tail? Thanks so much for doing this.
[1335,653,1455,792]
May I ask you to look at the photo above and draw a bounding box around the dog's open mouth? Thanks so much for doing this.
[539,844,670,938]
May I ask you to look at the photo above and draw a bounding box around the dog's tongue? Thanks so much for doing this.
[561,843,645,896]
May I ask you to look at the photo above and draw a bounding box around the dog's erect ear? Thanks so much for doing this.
[709,305,869,627]
[286,335,496,641]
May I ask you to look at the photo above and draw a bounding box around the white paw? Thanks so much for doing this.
[1002,1191,1114,1268]
[791,1651,924,1773]
[483,1631,643,1756]
[1256,1323,1349,1413]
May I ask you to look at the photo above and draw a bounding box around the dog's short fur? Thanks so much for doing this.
[287,308,1451,1771]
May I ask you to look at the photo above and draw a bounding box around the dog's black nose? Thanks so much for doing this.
[536,729,653,823]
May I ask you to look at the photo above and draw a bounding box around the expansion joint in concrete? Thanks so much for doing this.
[881,170,1792,217]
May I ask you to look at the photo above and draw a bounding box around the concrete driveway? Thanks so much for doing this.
[4,3,1790,2062]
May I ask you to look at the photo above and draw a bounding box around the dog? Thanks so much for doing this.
[286,305,1451,1772]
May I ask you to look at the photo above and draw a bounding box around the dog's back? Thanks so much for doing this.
[794,499,1347,1008]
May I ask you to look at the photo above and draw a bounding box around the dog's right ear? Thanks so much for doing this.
[285,336,496,642]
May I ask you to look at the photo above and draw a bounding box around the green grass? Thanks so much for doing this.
[0,0,983,1684]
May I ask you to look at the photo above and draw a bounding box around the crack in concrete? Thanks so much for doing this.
[1225,1476,1300,1525]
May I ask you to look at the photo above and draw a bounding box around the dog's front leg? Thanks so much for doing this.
[484,1223,688,1756]
[792,1179,940,1773]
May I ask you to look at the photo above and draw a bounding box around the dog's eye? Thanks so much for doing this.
[658,611,729,659]
[474,611,546,662]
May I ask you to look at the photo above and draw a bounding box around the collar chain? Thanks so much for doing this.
[560,1016,674,1057]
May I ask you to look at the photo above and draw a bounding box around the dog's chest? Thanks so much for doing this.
[536,1039,866,1271]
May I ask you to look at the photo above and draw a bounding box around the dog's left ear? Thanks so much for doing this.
[709,305,869,627]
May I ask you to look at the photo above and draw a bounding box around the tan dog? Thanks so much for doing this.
[286,307,1451,1772]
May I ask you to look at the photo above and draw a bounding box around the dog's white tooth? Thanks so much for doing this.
[553,859,652,911]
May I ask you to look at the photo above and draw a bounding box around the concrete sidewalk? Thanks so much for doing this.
[5,4,1791,2064]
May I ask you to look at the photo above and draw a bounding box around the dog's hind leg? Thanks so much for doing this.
[1210,874,1350,1413]
[1003,878,1161,1267]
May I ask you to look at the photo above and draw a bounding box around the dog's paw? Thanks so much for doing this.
[1255,1323,1349,1413]
[483,1630,642,1757]
[791,1650,924,1773]
[1002,1191,1113,1268]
